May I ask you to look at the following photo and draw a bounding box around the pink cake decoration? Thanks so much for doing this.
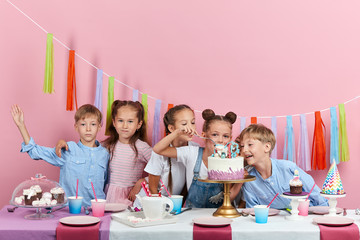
[321,161,345,195]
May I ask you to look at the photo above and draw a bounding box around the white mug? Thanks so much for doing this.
[141,196,174,219]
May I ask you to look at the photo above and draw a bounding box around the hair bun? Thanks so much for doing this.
[225,111,237,124]
[202,109,215,120]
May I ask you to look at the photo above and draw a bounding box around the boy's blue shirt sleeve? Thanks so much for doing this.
[20,137,65,167]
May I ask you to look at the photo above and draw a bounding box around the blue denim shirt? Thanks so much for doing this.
[243,158,328,209]
[21,137,109,206]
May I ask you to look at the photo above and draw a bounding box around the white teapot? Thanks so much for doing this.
[136,194,174,219]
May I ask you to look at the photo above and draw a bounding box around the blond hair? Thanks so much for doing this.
[236,124,276,155]
[74,104,102,124]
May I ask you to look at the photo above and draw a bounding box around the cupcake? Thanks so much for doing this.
[289,170,303,194]
[23,188,37,205]
[50,187,65,203]
[31,185,43,200]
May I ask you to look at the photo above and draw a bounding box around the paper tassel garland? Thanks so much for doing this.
[142,94,148,125]
[105,77,114,136]
[251,117,257,124]
[283,115,296,163]
[152,99,162,146]
[312,111,326,170]
[338,104,350,162]
[133,89,139,102]
[66,50,78,111]
[321,161,345,195]
[94,69,103,112]
[271,116,277,159]
[298,114,311,171]
[240,117,246,132]
[330,107,340,164]
[43,33,54,94]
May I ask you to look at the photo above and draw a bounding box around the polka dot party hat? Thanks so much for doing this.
[321,161,345,195]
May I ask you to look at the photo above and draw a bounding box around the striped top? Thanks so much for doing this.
[109,140,152,187]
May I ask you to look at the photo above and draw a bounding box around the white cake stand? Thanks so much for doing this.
[281,193,308,220]
[320,193,346,216]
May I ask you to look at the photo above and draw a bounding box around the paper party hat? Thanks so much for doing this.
[321,161,345,195]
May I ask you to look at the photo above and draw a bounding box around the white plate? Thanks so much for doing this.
[193,217,232,227]
[308,206,343,215]
[313,216,354,226]
[59,216,100,226]
[112,211,177,228]
[105,203,127,212]
[242,208,280,216]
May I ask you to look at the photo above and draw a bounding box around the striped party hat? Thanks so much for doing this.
[321,161,345,195]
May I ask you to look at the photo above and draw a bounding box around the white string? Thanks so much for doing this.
[6,0,360,118]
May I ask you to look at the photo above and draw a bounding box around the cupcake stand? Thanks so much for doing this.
[199,175,256,218]
[320,193,346,216]
[280,192,309,220]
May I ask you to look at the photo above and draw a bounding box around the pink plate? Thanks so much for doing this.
[59,216,100,226]
[105,203,127,212]
[242,208,280,216]
[193,217,232,227]
[313,216,354,226]
[308,206,343,215]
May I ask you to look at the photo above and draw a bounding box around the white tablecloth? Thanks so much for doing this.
[109,208,360,240]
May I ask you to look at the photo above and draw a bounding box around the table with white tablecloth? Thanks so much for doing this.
[109,208,360,240]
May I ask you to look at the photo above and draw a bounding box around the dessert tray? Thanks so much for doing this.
[9,174,67,219]
[112,211,177,228]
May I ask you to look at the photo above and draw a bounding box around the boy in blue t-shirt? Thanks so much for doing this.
[11,104,109,206]
[236,124,328,209]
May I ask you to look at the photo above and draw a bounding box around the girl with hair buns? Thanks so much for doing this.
[153,109,241,208]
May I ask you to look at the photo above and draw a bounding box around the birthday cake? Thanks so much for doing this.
[289,170,303,194]
[321,162,345,195]
[208,142,245,180]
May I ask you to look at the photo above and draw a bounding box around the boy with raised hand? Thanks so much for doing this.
[11,104,109,207]
[236,124,327,209]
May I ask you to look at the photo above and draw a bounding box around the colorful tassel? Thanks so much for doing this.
[271,116,277,159]
[283,115,296,163]
[142,94,148,125]
[105,77,114,136]
[43,33,54,93]
[132,89,139,102]
[312,111,326,170]
[251,117,257,124]
[152,99,162,146]
[298,114,311,171]
[240,117,246,132]
[338,104,350,162]
[165,104,174,136]
[66,50,78,111]
[94,69,103,112]
[330,107,340,164]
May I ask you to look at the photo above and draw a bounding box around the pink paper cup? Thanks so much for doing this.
[298,199,310,216]
[91,199,106,217]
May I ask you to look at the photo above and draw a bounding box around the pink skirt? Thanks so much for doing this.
[106,184,133,206]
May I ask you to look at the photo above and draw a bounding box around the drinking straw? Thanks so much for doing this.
[306,183,316,201]
[76,179,79,199]
[141,181,150,197]
[160,179,171,197]
[267,193,279,208]
[91,182,97,202]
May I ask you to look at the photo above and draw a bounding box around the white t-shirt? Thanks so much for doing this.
[176,145,208,191]
[144,141,199,195]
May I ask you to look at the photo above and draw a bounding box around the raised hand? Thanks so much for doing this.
[11,104,25,127]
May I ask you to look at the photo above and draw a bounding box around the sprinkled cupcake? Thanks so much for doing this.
[289,170,303,194]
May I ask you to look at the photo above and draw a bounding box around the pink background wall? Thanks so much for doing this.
[1,0,359,208]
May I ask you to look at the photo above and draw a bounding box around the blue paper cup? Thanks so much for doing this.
[169,195,183,214]
[68,196,83,214]
[254,205,269,224]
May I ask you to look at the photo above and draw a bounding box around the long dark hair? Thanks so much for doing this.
[102,100,147,160]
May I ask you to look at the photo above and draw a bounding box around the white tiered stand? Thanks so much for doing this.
[280,193,308,220]
[320,193,346,216]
